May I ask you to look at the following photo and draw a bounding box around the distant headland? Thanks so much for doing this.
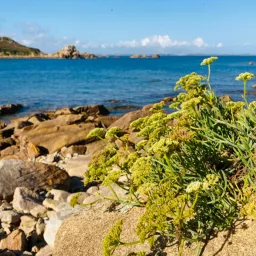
[0,37,160,59]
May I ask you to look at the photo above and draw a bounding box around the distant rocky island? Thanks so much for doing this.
[0,37,42,57]
[130,54,160,59]
[0,37,160,59]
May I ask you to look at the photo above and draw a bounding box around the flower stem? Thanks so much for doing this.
[178,238,185,256]
[207,64,212,92]
[244,80,248,107]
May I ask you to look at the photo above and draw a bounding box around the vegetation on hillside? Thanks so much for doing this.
[0,37,42,56]
[85,57,256,255]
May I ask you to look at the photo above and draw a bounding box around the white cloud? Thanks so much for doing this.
[96,35,209,50]
[140,35,189,48]
[75,40,80,46]
[216,42,223,48]
[192,37,207,48]
[115,40,139,48]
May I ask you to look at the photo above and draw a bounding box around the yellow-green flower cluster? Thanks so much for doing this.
[136,139,148,150]
[226,101,245,115]
[240,193,256,219]
[186,175,220,194]
[181,96,203,110]
[202,174,219,191]
[105,127,124,139]
[87,128,105,139]
[200,56,218,66]
[236,72,255,82]
[186,181,202,193]
[102,169,123,186]
[150,101,165,112]
[131,157,153,186]
[103,219,123,256]
[149,137,179,155]
[175,72,206,91]
[249,101,256,111]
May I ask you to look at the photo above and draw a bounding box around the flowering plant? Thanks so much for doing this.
[85,57,256,256]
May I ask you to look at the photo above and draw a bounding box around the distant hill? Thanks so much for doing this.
[0,37,43,56]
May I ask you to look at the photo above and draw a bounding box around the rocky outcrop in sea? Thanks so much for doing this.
[52,45,98,59]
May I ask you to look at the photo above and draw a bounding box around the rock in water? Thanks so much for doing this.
[152,54,160,58]
[0,160,70,201]
[0,104,23,116]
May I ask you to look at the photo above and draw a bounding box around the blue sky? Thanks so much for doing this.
[0,0,255,54]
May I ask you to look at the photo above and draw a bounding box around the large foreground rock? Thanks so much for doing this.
[44,203,83,248]
[54,204,256,256]
[0,160,70,200]
[53,201,149,256]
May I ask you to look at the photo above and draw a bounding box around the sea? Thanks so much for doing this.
[1,56,256,120]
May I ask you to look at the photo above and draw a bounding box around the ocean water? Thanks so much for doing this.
[0,56,256,119]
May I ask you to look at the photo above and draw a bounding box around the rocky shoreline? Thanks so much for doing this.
[0,101,156,256]
[1,98,256,255]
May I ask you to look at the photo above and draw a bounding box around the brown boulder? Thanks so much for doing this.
[0,138,15,150]
[85,140,107,156]
[61,145,87,157]
[109,109,152,131]
[0,146,20,158]
[0,126,15,140]
[54,108,77,116]
[0,121,6,129]
[0,160,70,200]
[36,245,52,256]
[142,104,154,111]
[96,116,120,128]
[73,105,109,116]
[0,229,27,253]
[26,142,41,158]
[220,94,232,102]
[162,96,174,104]
[27,113,50,124]
[15,121,96,154]
[0,147,31,161]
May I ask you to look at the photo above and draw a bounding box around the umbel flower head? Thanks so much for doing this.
[105,127,124,139]
[236,72,255,82]
[87,128,105,139]
[186,181,202,193]
[200,56,218,66]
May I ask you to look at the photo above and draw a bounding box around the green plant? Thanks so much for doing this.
[85,57,256,255]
